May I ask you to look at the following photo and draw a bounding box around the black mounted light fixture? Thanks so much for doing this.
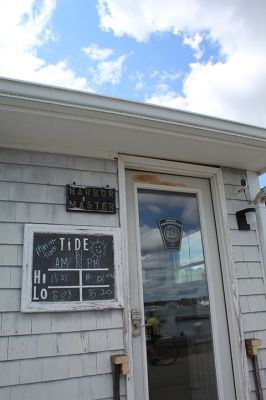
[236,207,256,230]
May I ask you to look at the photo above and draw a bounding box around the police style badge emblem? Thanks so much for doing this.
[157,217,183,251]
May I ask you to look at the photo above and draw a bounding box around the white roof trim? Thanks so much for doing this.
[0,78,266,173]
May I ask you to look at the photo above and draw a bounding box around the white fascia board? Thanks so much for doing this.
[0,77,266,172]
[1,77,265,141]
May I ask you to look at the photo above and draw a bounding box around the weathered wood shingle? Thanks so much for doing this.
[0,149,123,399]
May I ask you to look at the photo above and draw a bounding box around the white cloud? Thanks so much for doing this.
[0,0,93,91]
[97,0,266,126]
[183,32,203,60]
[83,43,114,61]
[92,54,128,85]
[83,42,129,86]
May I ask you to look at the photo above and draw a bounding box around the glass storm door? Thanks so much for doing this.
[126,171,235,400]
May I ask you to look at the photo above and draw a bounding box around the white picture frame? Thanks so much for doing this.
[21,224,123,312]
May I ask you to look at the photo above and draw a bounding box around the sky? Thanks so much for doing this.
[0,0,265,185]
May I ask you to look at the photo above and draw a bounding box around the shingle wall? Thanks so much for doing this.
[223,167,266,399]
[0,148,125,400]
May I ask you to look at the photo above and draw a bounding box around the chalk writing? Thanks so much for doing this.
[31,232,115,303]
[36,239,56,259]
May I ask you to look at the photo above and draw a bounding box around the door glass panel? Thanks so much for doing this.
[138,188,218,400]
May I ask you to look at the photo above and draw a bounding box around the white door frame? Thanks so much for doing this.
[118,154,247,400]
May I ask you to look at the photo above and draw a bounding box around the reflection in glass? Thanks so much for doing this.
[138,189,218,400]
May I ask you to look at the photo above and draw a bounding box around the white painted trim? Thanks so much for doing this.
[21,224,123,312]
[122,154,220,178]
[119,154,246,400]
[1,77,266,142]
[210,170,248,400]
[118,157,135,400]
[131,181,150,400]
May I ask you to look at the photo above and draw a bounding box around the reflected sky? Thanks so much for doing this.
[138,189,207,303]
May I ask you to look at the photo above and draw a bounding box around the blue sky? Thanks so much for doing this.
[0,0,265,185]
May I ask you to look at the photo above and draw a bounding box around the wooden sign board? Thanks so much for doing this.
[66,185,116,213]
[21,225,123,312]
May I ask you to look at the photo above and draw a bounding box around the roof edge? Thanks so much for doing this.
[1,77,266,142]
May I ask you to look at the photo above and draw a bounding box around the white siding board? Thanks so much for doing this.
[0,337,8,360]
[31,313,51,334]
[81,353,97,376]
[0,223,24,245]
[0,201,16,221]
[88,330,108,353]
[51,313,68,333]
[23,382,52,400]
[232,245,261,262]
[41,356,69,382]
[66,312,82,332]
[242,312,266,332]
[96,351,113,374]
[68,355,83,378]
[239,296,250,313]
[8,335,37,360]
[226,199,251,214]
[259,350,266,369]
[81,311,97,331]
[1,164,118,188]
[15,203,31,222]
[10,385,30,400]
[0,360,20,386]
[19,358,43,384]
[36,334,58,358]
[0,148,116,173]
[92,374,113,400]
[8,182,49,203]
[69,211,119,227]
[237,278,265,296]
[0,245,22,266]
[0,182,10,200]
[0,266,21,289]
[230,230,258,246]
[0,266,11,288]
[29,152,68,169]
[56,332,89,356]
[51,379,79,400]
[96,311,113,330]
[1,312,32,336]
[10,266,22,288]
[78,376,93,400]
[0,149,31,165]
[107,328,124,350]
[0,164,23,181]
[0,387,11,400]
[235,262,263,279]
[0,289,20,312]
[67,156,117,173]
[247,295,266,313]
[30,203,53,223]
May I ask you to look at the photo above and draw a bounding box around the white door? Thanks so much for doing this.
[126,170,236,400]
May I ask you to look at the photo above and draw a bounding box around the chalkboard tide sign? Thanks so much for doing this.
[21,225,123,312]
[66,184,116,214]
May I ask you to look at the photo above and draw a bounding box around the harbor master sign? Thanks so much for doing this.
[66,184,116,214]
